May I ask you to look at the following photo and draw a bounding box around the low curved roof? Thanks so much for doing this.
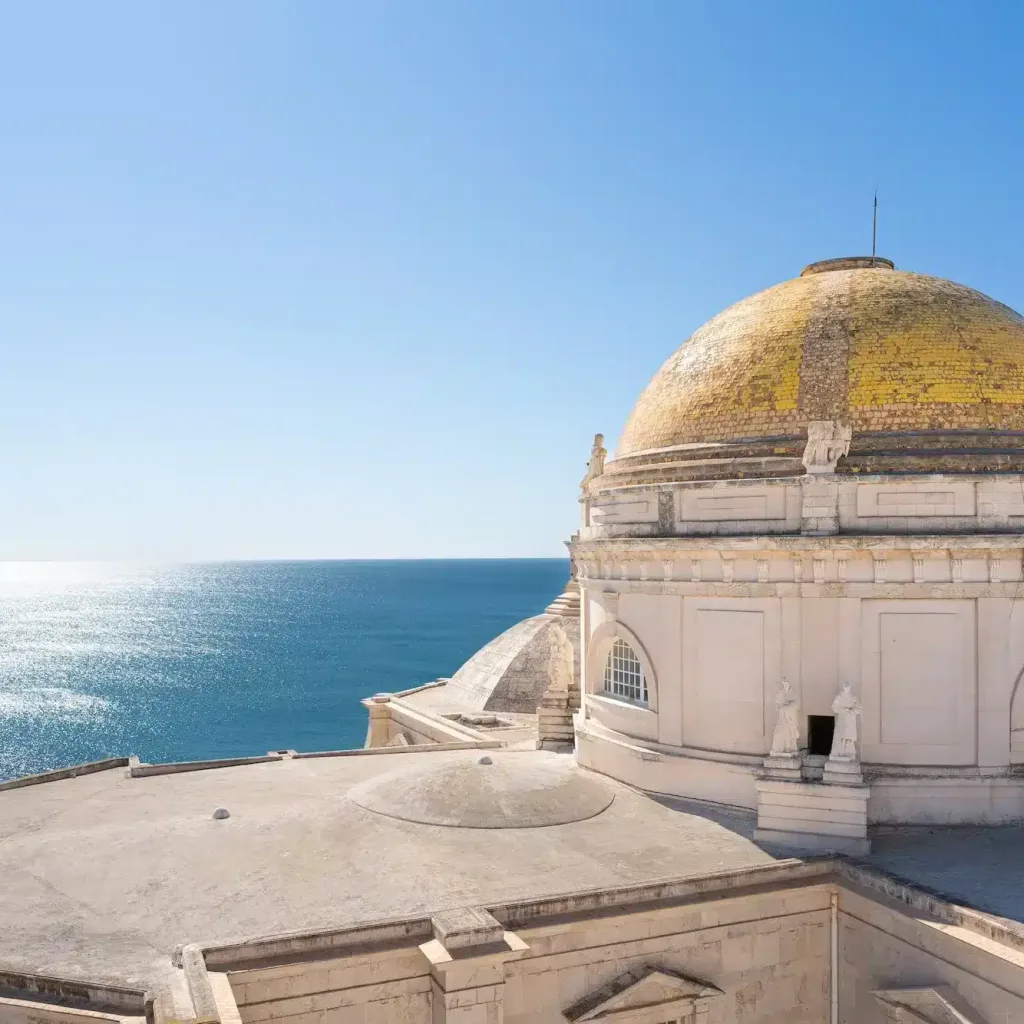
[0,751,775,999]
[443,613,580,713]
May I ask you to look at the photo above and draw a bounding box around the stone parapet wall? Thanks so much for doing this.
[8,857,1023,1024]
[582,473,1024,540]
[838,884,1024,1023]
[184,861,1024,1024]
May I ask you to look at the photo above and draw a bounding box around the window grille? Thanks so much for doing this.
[603,638,647,703]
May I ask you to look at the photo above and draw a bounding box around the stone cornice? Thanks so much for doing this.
[572,534,1024,554]
[579,580,1024,599]
[589,469,1024,498]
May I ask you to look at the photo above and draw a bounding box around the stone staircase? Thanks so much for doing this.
[545,580,580,617]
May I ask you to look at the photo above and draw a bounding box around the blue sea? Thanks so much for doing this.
[0,560,567,781]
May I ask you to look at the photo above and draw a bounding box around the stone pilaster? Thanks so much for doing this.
[419,908,528,1024]
[800,477,840,535]
[362,693,393,749]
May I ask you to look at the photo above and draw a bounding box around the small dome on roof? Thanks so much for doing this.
[444,613,580,713]
[346,750,613,828]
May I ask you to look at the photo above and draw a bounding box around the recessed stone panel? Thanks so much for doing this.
[856,481,975,518]
[861,599,976,765]
[682,599,780,754]
[678,485,787,523]
[879,613,961,747]
[590,496,659,525]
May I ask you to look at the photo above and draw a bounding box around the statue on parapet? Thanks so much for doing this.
[823,681,864,786]
[545,623,574,696]
[580,433,607,495]
[537,622,576,750]
[802,421,852,474]
[829,682,861,761]
[769,678,800,757]
[762,677,802,780]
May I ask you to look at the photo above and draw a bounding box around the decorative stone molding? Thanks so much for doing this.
[872,985,985,1024]
[872,552,887,584]
[583,473,1024,541]
[989,554,1002,583]
[951,554,964,583]
[563,966,722,1024]
[569,536,1024,594]
[585,619,659,713]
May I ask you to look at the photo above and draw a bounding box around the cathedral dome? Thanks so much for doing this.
[606,258,1024,483]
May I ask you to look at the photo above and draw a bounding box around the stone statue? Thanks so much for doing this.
[802,420,852,474]
[545,622,574,695]
[580,433,608,494]
[830,682,861,761]
[538,623,575,749]
[565,536,579,581]
[827,422,853,464]
[769,678,800,757]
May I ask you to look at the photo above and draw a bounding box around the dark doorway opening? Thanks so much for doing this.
[807,715,835,756]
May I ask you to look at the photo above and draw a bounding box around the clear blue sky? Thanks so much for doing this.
[2,2,1023,560]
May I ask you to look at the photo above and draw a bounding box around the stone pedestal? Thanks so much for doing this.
[822,756,864,786]
[754,778,870,856]
[362,693,392,749]
[537,688,574,750]
[761,753,803,781]
[800,477,840,535]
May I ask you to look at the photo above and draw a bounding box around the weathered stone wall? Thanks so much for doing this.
[228,946,432,1024]
[837,886,1024,1023]
[208,866,1024,1024]
[224,888,833,1024]
[502,887,831,1024]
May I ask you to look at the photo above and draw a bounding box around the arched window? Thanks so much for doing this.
[603,638,647,704]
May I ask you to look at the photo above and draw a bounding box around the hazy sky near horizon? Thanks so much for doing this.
[3,2,1024,560]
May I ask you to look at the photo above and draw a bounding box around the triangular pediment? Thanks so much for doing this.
[873,986,987,1024]
[565,966,721,1023]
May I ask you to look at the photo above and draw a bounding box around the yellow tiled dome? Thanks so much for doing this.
[617,257,1024,458]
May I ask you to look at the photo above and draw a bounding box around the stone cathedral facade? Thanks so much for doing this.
[571,255,1024,852]
[3,255,1024,1024]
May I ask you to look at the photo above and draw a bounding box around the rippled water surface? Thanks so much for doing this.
[0,560,566,780]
